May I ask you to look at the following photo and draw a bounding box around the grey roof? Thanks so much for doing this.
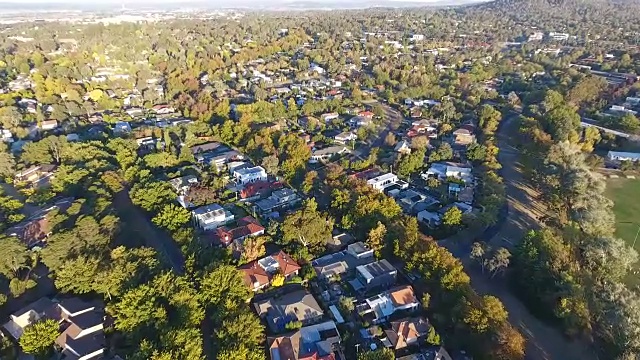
[254,290,324,333]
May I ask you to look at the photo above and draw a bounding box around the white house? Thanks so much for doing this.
[367,172,409,192]
[192,204,235,231]
[233,166,268,185]
[310,146,350,163]
[1,129,13,143]
[422,162,473,183]
[394,140,411,154]
[334,132,357,144]
[169,175,199,195]
[358,285,419,324]
[310,63,325,74]
[321,112,340,122]
[607,151,640,162]
[40,120,58,131]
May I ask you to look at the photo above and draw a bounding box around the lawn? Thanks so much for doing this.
[605,178,640,288]
[605,177,640,252]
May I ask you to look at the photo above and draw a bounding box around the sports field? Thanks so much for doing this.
[605,178,640,252]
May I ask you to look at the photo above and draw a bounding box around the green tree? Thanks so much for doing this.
[620,113,640,133]
[19,319,59,358]
[358,348,394,360]
[442,206,462,227]
[0,235,28,278]
[426,326,441,345]
[366,221,387,257]
[282,199,334,254]
[152,204,191,232]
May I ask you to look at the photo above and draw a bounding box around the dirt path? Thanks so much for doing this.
[481,114,595,360]
[113,189,185,273]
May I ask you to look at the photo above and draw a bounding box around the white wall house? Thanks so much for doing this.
[422,162,473,183]
[366,172,408,192]
[233,166,268,185]
[608,151,640,162]
[192,204,235,231]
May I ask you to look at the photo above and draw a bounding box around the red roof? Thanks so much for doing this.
[358,110,375,118]
[238,251,300,290]
[213,216,265,246]
[240,181,282,199]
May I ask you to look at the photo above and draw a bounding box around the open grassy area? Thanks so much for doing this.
[605,178,640,288]
[605,178,640,252]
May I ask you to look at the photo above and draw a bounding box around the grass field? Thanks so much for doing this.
[605,178,640,252]
[605,178,640,288]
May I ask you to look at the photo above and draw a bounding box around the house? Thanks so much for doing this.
[169,175,199,195]
[190,141,224,155]
[366,172,409,192]
[254,289,324,333]
[351,259,397,291]
[326,232,355,250]
[298,116,321,130]
[152,104,176,114]
[608,151,640,162]
[254,188,301,216]
[422,162,473,184]
[191,142,244,170]
[114,121,132,134]
[212,216,265,247]
[334,131,357,144]
[452,128,476,146]
[349,115,371,127]
[3,297,58,339]
[393,189,440,215]
[356,286,419,324]
[233,166,268,185]
[267,321,341,360]
[385,317,431,350]
[396,346,453,360]
[1,129,13,142]
[191,203,234,231]
[321,112,340,122]
[310,146,350,163]
[55,298,106,360]
[395,140,412,154]
[15,164,57,188]
[241,181,283,199]
[4,297,106,360]
[125,107,145,117]
[6,198,73,248]
[312,242,375,280]
[239,251,301,291]
[417,210,442,227]
[40,119,58,131]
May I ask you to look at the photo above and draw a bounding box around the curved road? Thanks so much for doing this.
[442,114,596,360]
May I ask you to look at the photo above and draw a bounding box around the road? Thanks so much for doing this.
[113,189,186,273]
[440,114,596,360]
